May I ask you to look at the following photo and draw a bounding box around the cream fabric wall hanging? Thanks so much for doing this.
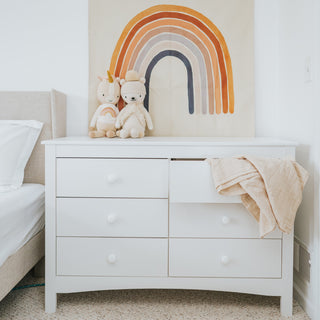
[89,0,254,137]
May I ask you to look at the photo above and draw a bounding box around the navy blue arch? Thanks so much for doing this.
[144,50,194,114]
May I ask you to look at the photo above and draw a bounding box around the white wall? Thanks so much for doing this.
[277,0,315,249]
[256,0,315,247]
[255,0,279,138]
[256,0,319,317]
[0,0,88,136]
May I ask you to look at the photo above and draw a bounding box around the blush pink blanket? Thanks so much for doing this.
[207,157,308,237]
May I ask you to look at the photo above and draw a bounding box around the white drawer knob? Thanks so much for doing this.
[107,213,117,224]
[107,254,117,264]
[106,174,118,184]
[221,216,231,225]
[221,255,230,265]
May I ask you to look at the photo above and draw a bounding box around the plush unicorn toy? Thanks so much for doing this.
[115,70,153,138]
[89,71,120,138]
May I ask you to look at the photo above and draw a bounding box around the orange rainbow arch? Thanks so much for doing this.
[110,4,234,114]
[100,106,118,118]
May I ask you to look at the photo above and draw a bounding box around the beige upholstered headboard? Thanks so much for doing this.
[0,90,66,184]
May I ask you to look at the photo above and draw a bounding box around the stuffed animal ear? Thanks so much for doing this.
[139,77,146,84]
[120,79,126,86]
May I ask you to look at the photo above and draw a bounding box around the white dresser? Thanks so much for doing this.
[43,137,296,316]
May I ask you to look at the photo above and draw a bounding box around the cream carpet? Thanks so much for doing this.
[0,273,309,320]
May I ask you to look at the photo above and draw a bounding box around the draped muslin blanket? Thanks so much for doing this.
[207,157,308,237]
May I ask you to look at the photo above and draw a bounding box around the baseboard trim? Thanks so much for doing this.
[293,280,314,319]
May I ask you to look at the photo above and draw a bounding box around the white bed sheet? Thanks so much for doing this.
[0,183,45,267]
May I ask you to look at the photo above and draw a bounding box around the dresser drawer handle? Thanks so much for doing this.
[107,214,117,224]
[106,174,118,184]
[221,255,230,265]
[107,254,117,264]
[221,216,231,225]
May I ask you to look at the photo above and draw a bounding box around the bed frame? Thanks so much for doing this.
[0,90,66,301]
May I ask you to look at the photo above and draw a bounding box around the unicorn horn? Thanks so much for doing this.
[107,70,113,83]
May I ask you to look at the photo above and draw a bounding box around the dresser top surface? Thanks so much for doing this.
[43,136,297,147]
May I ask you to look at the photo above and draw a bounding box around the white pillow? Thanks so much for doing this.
[0,120,43,192]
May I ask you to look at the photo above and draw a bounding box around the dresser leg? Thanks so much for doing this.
[45,289,57,313]
[280,293,293,317]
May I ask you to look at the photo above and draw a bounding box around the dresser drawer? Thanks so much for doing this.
[169,161,241,203]
[57,238,168,277]
[170,203,282,239]
[169,239,281,278]
[57,198,168,237]
[57,158,168,198]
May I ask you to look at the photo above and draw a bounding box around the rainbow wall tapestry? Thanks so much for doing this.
[89,0,254,137]
[109,4,234,115]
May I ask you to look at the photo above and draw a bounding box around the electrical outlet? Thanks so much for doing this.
[299,245,311,282]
